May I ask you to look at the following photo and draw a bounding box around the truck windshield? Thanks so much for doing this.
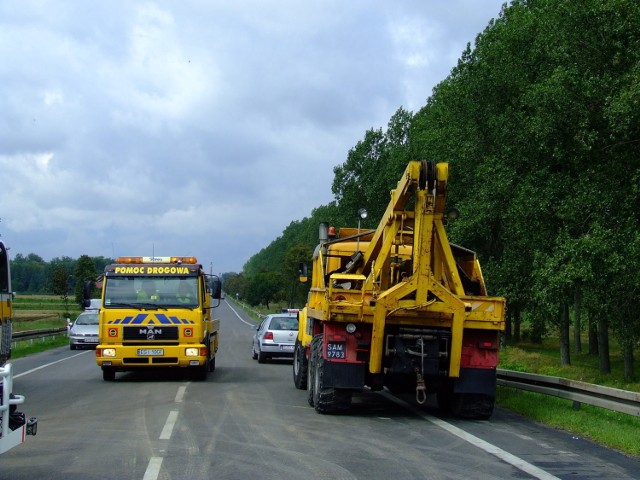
[103,276,198,308]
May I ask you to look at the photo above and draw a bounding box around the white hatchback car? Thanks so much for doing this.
[252,312,299,363]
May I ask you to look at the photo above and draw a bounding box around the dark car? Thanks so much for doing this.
[252,312,299,363]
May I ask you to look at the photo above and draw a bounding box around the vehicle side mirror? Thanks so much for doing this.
[210,278,222,300]
[299,262,308,283]
[83,280,93,307]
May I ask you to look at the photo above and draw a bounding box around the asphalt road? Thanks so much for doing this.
[1,300,639,480]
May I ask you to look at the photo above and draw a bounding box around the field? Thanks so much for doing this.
[12,294,82,331]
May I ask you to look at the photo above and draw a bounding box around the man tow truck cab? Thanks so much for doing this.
[87,256,222,381]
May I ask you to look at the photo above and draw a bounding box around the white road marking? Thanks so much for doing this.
[142,457,163,480]
[382,392,561,480]
[224,299,254,326]
[14,351,90,378]
[160,410,179,440]
[175,385,187,403]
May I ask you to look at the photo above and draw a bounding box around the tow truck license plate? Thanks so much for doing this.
[137,349,164,356]
[326,342,346,359]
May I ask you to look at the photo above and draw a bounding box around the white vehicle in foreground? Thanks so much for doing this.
[0,363,37,454]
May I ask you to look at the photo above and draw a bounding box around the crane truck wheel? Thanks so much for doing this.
[311,334,352,414]
[307,335,320,407]
[451,393,494,420]
[437,380,494,419]
[292,339,308,390]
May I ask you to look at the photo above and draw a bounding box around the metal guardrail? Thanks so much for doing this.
[12,327,67,341]
[497,369,640,417]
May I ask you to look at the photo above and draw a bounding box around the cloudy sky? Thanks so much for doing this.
[0,1,505,274]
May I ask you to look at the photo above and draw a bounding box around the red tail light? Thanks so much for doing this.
[263,331,274,340]
[478,341,497,350]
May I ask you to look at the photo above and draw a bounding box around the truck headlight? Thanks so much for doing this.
[185,348,199,357]
[102,348,116,357]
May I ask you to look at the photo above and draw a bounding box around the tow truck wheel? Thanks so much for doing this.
[307,335,321,407]
[102,367,115,381]
[292,339,308,390]
[209,355,216,372]
[312,335,352,413]
[192,361,208,381]
[451,393,495,420]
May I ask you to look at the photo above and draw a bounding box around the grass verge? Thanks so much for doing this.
[10,335,70,359]
[498,339,640,457]
[497,387,640,456]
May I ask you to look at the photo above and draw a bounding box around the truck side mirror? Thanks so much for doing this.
[211,278,222,300]
[299,262,308,283]
[83,279,93,308]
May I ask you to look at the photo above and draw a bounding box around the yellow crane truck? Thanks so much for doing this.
[88,256,222,381]
[0,241,37,454]
[292,161,506,418]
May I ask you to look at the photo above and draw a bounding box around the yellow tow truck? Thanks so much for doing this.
[89,256,222,381]
[293,161,506,418]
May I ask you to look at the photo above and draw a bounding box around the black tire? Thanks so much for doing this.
[437,379,494,420]
[311,334,352,414]
[209,355,216,372]
[102,368,115,381]
[436,379,454,414]
[70,344,76,350]
[251,343,258,360]
[307,336,320,407]
[257,349,268,363]
[451,393,495,420]
[292,339,308,390]
[192,362,208,381]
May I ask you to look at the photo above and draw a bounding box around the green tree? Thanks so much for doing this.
[51,265,71,316]
[74,255,98,307]
[245,272,283,309]
[282,244,313,308]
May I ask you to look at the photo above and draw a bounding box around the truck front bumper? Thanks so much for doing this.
[96,344,208,369]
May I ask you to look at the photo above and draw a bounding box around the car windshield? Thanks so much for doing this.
[75,314,98,325]
[269,317,298,330]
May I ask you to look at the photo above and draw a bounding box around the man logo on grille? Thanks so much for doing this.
[139,327,162,340]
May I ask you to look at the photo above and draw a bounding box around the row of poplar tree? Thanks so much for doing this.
[228,0,640,379]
